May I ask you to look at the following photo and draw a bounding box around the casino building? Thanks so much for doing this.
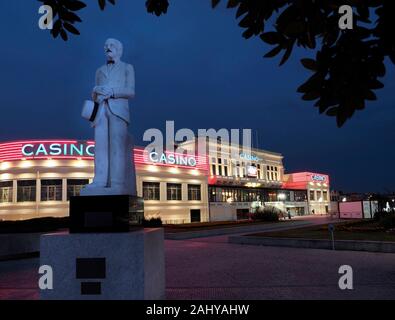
[0,139,331,223]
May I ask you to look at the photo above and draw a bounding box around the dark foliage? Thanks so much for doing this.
[0,217,69,233]
[378,213,395,230]
[37,0,395,126]
[251,206,280,222]
[142,217,163,227]
[373,210,391,221]
[375,211,395,229]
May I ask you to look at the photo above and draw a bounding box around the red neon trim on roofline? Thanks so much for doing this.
[0,139,210,173]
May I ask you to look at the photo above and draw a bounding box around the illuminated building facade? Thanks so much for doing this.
[0,139,330,222]
[0,140,209,223]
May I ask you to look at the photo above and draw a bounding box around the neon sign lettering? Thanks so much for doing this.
[239,153,261,162]
[312,174,326,182]
[149,152,197,167]
[21,143,94,158]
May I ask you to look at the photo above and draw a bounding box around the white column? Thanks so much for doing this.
[182,183,188,201]
[160,182,166,202]
[62,178,67,202]
[36,172,41,217]
[36,174,41,203]
[12,180,17,203]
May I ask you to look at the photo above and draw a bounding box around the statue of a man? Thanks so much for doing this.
[81,38,136,196]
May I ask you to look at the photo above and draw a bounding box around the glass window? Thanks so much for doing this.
[188,184,201,201]
[143,182,160,200]
[268,191,277,202]
[17,180,36,202]
[309,190,315,201]
[41,179,62,201]
[224,166,228,176]
[0,181,13,203]
[294,191,307,202]
[277,191,290,201]
[218,166,222,176]
[211,164,216,176]
[167,183,182,200]
[323,190,328,201]
[67,179,89,200]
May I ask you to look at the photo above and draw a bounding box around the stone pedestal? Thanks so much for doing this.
[40,228,165,300]
[69,195,144,233]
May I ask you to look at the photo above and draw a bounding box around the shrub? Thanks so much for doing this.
[374,211,388,221]
[379,214,395,230]
[251,206,280,222]
[143,217,163,227]
[0,217,69,233]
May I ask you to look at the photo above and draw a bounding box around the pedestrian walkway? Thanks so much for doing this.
[3,216,391,300]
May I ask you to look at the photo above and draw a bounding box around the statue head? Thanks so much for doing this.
[104,38,123,63]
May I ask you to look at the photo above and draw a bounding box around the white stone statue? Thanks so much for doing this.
[81,38,136,196]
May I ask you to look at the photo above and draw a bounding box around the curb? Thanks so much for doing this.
[165,221,311,240]
[228,235,395,253]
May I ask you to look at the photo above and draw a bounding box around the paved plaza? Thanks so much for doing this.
[1,217,395,300]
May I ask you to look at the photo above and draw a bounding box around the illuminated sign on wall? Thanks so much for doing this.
[239,153,262,162]
[247,165,257,177]
[0,140,209,173]
[22,142,94,158]
[312,174,326,182]
[149,152,197,167]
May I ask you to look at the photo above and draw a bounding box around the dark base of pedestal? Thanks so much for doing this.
[69,195,144,233]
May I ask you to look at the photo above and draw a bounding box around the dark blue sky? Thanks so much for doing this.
[1,1,394,192]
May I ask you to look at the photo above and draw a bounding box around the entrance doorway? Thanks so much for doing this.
[190,209,201,223]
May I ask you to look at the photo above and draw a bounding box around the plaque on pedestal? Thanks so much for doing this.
[69,195,144,233]
[40,229,165,300]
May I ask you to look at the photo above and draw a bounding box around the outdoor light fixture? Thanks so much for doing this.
[169,167,180,174]
[45,159,57,168]
[20,160,33,169]
[0,162,10,171]
[147,165,159,173]
[73,159,86,168]
[278,193,286,201]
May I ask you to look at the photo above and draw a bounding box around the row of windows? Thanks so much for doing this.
[309,190,328,201]
[209,187,307,203]
[143,182,201,201]
[0,179,89,203]
[0,180,203,203]
[211,161,281,181]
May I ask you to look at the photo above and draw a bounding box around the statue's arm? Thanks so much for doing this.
[112,64,135,99]
[92,69,101,103]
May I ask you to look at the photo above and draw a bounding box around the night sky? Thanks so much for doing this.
[1,1,394,193]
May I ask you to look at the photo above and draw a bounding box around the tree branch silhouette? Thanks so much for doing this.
[37,0,395,127]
